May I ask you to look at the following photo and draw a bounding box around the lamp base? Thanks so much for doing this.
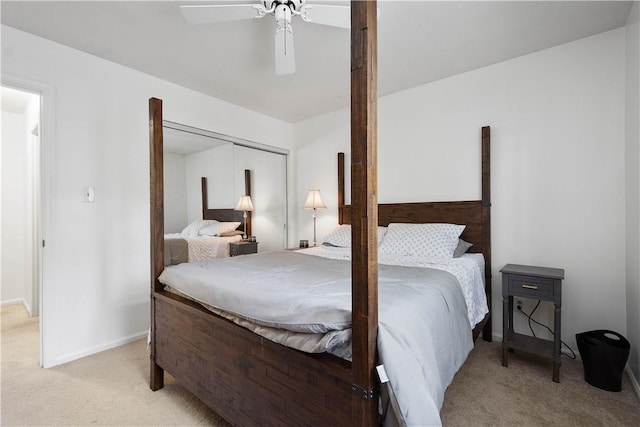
[313,213,317,246]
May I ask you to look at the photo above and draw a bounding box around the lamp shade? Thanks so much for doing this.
[235,195,254,211]
[303,190,327,210]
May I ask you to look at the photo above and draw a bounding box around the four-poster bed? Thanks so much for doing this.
[149,2,491,425]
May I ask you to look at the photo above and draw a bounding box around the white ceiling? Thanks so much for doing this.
[1,1,633,123]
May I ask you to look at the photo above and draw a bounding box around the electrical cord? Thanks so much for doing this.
[516,301,576,359]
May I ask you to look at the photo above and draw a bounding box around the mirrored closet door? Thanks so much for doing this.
[163,121,288,252]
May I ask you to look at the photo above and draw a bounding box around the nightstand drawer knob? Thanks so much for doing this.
[522,284,539,290]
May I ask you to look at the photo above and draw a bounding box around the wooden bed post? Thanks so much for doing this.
[244,169,252,238]
[201,177,208,219]
[338,152,345,224]
[481,125,492,341]
[149,97,165,390]
[351,1,379,425]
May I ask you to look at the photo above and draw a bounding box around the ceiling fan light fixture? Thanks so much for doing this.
[275,3,293,28]
[264,0,304,13]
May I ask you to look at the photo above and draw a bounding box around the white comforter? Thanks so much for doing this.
[159,250,487,426]
[299,245,488,327]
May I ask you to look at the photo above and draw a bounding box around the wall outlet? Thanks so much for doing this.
[513,299,554,340]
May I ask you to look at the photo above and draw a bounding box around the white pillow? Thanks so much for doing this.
[180,219,219,237]
[199,221,242,236]
[321,224,388,247]
[379,223,465,260]
[321,224,352,247]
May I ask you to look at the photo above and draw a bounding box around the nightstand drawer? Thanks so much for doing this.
[508,275,554,298]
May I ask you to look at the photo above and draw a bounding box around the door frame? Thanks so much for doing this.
[2,74,56,368]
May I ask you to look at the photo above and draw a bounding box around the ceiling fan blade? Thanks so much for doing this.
[274,28,295,75]
[302,5,350,29]
[180,4,261,25]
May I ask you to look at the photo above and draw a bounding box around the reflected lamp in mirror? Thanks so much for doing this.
[235,195,254,240]
[303,190,327,246]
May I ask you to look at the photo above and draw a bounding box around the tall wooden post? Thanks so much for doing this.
[481,126,492,341]
[350,1,378,425]
[244,169,252,237]
[149,97,165,390]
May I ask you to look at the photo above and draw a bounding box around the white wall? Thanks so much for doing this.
[293,28,627,349]
[232,146,288,251]
[1,111,27,306]
[163,152,188,234]
[184,143,235,221]
[625,1,640,385]
[1,25,293,367]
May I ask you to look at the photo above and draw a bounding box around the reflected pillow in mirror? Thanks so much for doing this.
[199,221,242,236]
[181,219,219,237]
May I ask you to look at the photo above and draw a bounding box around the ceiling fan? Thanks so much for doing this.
[180,1,350,75]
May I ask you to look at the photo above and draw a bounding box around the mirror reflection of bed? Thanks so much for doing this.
[162,121,288,256]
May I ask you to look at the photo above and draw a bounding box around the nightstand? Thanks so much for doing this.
[501,263,565,382]
[229,241,258,257]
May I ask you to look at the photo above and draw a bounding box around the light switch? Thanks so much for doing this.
[82,187,95,203]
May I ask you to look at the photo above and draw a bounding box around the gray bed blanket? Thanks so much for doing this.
[159,251,472,426]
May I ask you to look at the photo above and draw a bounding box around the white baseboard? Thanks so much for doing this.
[626,365,640,402]
[50,331,148,368]
[1,298,31,315]
[1,298,25,306]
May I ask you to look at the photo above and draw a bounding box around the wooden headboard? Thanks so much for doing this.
[337,126,492,340]
[201,169,252,236]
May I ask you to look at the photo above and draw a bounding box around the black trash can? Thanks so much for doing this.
[576,330,630,392]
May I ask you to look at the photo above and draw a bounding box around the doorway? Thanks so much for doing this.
[1,84,42,358]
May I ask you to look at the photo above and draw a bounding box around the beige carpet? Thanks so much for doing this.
[440,337,640,426]
[2,303,639,426]
[1,304,230,426]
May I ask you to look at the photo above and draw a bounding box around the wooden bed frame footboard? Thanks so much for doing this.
[154,291,353,425]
